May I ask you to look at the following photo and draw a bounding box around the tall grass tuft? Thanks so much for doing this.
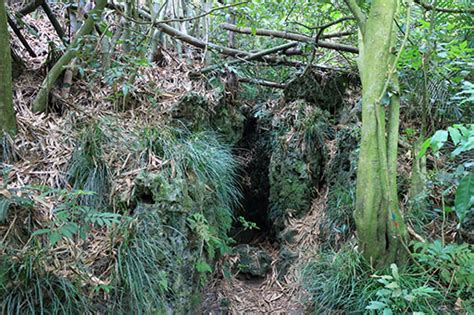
[139,127,241,236]
[67,123,110,208]
[113,210,180,314]
[302,246,372,314]
[0,248,92,314]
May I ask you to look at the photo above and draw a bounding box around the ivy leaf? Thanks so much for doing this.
[455,173,474,222]
[448,126,462,145]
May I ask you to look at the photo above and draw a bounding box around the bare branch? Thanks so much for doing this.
[220,23,359,53]
[238,77,287,89]
[414,0,474,14]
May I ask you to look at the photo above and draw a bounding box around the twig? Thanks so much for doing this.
[414,0,474,14]
[220,23,358,53]
[238,77,287,89]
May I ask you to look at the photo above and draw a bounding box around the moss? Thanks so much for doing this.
[321,124,360,247]
[284,70,356,114]
[268,100,330,232]
[170,92,245,144]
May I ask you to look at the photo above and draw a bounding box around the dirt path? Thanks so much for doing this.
[200,192,327,314]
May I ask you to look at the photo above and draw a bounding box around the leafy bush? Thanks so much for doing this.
[303,241,474,314]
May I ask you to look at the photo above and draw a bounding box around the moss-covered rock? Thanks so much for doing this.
[115,129,240,313]
[170,92,211,131]
[268,100,330,231]
[321,124,360,247]
[211,96,245,145]
[284,70,356,114]
[232,244,272,278]
[170,92,245,145]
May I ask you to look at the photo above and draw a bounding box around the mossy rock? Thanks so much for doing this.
[211,96,245,145]
[232,244,271,278]
[268,100,330,231]
[284,70,356,114]
[321,124,360,247]
[170,92,245,144]
[170,92,211,131]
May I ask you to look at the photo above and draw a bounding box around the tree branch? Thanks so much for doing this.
[343,0,366,32]
[32,0,107,112]
[238,77,286,89]
[192,41,299,75]
[414,0,474,14]
[220,23,359,53]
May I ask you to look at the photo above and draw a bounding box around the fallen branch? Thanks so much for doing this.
[193,41,298,75]
[7,14,36,57]
[16,0,67,44]
[220,23,358,53]
[40,0,67,44]
[32,0,106,113]
[16,0,43,17]
[238,77,286,89]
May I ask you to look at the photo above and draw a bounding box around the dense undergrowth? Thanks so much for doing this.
[0,121,240,313]
[303,124,474,314]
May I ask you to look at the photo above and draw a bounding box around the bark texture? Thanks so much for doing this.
[347,0,408,267]
[0,0,17,137]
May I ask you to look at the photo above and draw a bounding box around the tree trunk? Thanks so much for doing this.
[32,0,107,113]
[0,0,16,137]
[352,0,408,267]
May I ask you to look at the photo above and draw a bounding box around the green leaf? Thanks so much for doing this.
[417,138,431,158]
[455,173,474,222]
[390,263,399,280]
[31,228,51,236]
[50,231,61,246]
[430,130,448,153]
[366,301,387,310]
[448,127,462,145]
[195,260,212,274]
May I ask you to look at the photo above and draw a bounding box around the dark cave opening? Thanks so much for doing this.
[231,110,275,244]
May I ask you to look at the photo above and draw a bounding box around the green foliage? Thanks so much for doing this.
[412,241,474,304]
[67,123,110,208]
[417,124,473,226]
[31,188,121,246]
[114,211,175,314]
[0,249,92,314]
[366,264,440,314]
[303,241,474,314]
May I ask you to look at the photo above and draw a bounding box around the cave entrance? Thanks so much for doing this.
[231,110,274,244]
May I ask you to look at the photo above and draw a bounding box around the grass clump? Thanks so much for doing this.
[138,127,240,236]
[112,126,241,312]
[303,241,474,314]
[0,248,92,315]
[113,209,178,314]
[67,123,110,208]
